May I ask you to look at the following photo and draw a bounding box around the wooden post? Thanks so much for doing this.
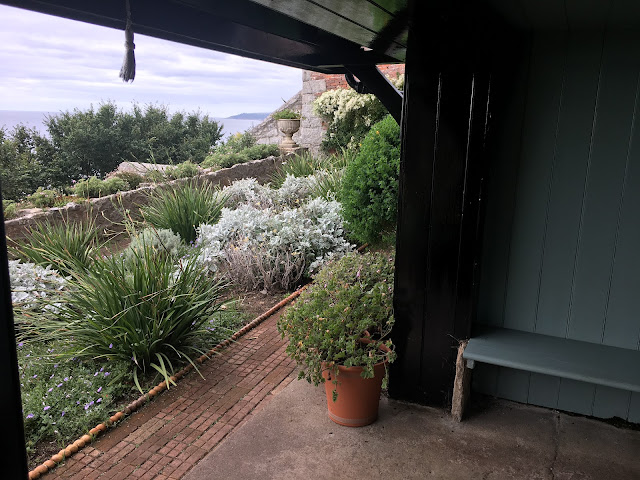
[0,184,29,478]
[389,0,492,407]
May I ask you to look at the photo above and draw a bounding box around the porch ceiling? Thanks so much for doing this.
[0,0,407,73]
[489,0,640,30]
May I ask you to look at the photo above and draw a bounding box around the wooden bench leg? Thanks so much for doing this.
[451,340,472,422]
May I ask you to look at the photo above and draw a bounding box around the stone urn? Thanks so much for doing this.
[277,118,301,152]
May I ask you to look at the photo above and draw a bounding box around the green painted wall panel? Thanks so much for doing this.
[557,379,595,416]
[472,363,499,395]
[502,31,566,333]
[629,393,640,423]
[476,41,531,328]
[568,31,640,344]
[535,32,602,338]
[527,373,561,409]
[495,369,530,403]
[592,386,632,419]
[602,36,640,349]
[477,29,640,422]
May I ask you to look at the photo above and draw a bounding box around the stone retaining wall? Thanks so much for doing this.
[5,156,283,244]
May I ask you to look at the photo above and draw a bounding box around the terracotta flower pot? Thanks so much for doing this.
[321,341,390,427]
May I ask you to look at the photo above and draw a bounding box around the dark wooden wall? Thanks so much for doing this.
[476,29,640,422]
[390,1,494,406]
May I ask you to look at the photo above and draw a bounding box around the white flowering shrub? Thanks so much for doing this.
[9,260,67,307]
[313,74,404,152]
[197,197,353,291]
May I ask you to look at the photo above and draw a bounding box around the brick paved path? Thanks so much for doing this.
[48,310,296,480]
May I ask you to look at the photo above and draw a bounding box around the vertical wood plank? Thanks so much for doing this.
[602,35,640,350]
[472,363,499,396]
[628,393,640,423]
[528,373,561,409]
[568,31,640,344]
[503,31,567,332]
[557,379,595,416]
[592,386,632,420]
[535,31,603,338]
[476,36,531,327]
[495,369,530,403]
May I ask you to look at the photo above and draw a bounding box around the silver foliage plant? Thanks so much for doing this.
[9,260,67,308]
[196,183,354,291]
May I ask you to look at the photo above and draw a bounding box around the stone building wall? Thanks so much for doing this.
[248,91,302,146]
[249,64,405,156]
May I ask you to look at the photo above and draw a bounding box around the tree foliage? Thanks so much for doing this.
[0,102,223,200]
[340,115,401,245]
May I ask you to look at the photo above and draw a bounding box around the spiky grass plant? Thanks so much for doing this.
[270,151,327,188]
[142,181,227,244]
[24,241,228,391]
[10,216,99,276]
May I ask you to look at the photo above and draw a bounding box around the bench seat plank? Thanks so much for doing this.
[463,327,640,393]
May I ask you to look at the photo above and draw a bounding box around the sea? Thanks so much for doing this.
[0,110,262,139]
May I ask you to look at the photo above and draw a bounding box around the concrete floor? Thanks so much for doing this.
[185,379,640,480]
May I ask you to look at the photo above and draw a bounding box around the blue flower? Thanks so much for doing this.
[26,414,34,419]
[44,406,50,411]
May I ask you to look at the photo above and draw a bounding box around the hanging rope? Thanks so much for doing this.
[119,0,136,82]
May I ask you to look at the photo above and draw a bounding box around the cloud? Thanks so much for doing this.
[0,5,302,116]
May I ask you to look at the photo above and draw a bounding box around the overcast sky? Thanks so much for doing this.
[0,5,302,117]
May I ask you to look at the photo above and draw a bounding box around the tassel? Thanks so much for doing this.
[119,0,136,82]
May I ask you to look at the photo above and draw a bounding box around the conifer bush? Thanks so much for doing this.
[340,115,400,245]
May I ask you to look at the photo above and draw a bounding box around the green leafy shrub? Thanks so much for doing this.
[26,188,59,208]
[218,132,256,154]
[340,115,400,245]
[102,176,130,194]
[142,169,167,183]
[272,109,301,120]
[3,199,18,219]
[142,181,227,244]
[243,144,280,160]
[123,228,184,265]
[72,176,129,198]
[201,133,277,169]
[24,242,227,391]
[277,252,396,397]
[113,171,144,189]
[72,176,103,198]
[10,216,98,276]
[166,161,200,180]
[202,152,250,169]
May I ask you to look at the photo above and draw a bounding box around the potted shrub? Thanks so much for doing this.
[273,109,302,150]
[277,251,396,427]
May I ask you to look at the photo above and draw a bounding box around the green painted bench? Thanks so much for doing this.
[463,327,640,392]
[451,327,640,420]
